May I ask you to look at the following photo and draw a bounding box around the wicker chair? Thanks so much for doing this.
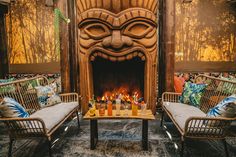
[0,76,80,157]
[161,75,236,157]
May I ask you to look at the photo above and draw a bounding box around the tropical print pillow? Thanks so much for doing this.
[216,77,236,94]
[207,94,236,118]
[179,82,207,107]
[26,79,40,90]
[0,78,15,84]
[0,78,16,93]
[0,97,29,118]
[35,85,61,108]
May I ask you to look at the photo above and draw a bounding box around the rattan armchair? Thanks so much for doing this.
[0,76,80,157]
[161,75,236,157]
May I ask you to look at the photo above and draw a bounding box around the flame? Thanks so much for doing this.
[98,86,142,103]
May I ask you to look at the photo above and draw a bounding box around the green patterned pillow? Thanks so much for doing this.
[179,82,207,107]
[216,77,236,94]
[0,78,16,93]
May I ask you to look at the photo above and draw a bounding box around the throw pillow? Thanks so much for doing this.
[0,78,15,84]
[179,82,207,107]
[0,97,29,118]
[216,77,236,94]
[174,76,184,93]
[207,94,236,118]
[26,79,40,90]
[35,85,61,108]
[0,78,16,93]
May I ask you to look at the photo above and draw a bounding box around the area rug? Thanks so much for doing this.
[0,115,236,157]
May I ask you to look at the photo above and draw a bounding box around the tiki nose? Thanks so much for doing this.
[110,30,123,49]
[102,30,133,49]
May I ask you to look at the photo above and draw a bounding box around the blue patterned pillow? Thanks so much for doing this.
[207,95,236,118]
[0,97,29,118]
[35,85,61,108]
[179,82,207,107]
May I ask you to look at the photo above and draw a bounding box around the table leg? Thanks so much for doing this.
[142,120,148,151]
[90,119,98,150]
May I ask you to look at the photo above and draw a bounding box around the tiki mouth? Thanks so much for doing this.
[89,46,147,62]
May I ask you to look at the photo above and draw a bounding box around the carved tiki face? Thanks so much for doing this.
[77,0,158,113]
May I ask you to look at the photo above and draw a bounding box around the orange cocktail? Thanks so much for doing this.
[107,101,113,116]
[132,102,138,116]
[98,103,105,116]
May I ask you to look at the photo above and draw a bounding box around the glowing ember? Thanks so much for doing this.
[96,86,143,103]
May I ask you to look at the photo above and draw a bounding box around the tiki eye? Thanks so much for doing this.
[123,22,153,38]
[84,23,110,39]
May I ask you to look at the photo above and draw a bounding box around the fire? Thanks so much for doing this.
[96,86,143,103]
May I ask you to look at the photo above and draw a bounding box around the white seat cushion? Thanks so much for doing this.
[163,102,206,131]
[30,102,78,131]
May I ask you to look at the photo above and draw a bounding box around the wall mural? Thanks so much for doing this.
[4,0,236,73]
[77,0,158,112]
[6,0,59,73]
[175,0,236,71]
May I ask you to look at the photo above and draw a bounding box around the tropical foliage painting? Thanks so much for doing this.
[6,0,58,64]
[175,0,236,62]
[4,0,236,72]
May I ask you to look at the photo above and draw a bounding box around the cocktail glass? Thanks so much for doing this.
[98,103,105,116]
[123,103,129,116]
[141,103,147,115]
[116,99,121,116]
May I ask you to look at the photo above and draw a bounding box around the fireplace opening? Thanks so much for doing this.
[92,56,145,100]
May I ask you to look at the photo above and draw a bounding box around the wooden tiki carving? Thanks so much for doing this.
[77,0,158,113]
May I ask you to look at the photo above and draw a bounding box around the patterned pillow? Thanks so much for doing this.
[0,97,29,118]
[0,78,15,84]
[0,78,16,93]
[179,82,207,107]
[207,94,236,118]
[26,79,40,90]
[216,77,236,94]
[35,85,61,108]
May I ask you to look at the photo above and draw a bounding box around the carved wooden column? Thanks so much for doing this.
[158,0,175,97]
[0,4,9,79]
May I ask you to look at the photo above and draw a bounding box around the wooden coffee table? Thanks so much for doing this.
[83,110,155,150]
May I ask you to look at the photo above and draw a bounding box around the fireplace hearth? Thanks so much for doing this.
[77,0,158,113]
[92,56,144,99]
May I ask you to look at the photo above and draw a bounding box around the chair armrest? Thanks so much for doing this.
[0,117,47,136]
[162,92,181,103]
[59,93,80,103]
[184,116,234,137]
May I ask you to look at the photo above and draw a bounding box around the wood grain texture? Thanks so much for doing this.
[68,0,79,92]
[77,0,158,114]
[57,0,71,93]
[113,0,121,13]
[158,0,175,97]
[77,0,157,15]
[103,0,111,10]
[84,110,155,120]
